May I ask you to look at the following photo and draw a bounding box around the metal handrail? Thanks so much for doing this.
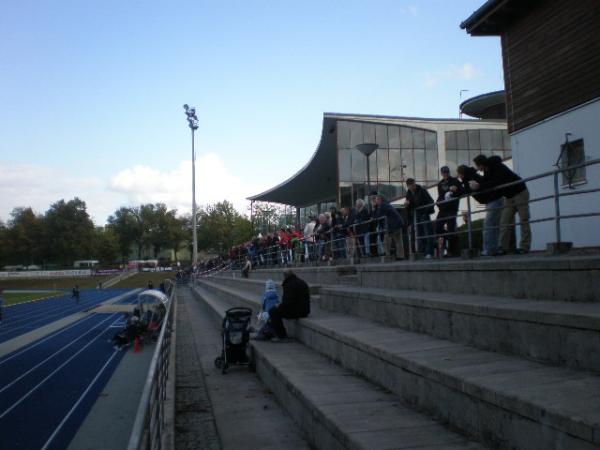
[218,158,600,268]
[127,279,176,450]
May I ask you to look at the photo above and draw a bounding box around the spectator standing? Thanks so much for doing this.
[314,214,331,261]
[268,270,310,341]
[72,285,80,304]
[241,256,252,278]
[457,164,503,256]
[405,179,435,258]
[373,194,405,260]
[354,199,370,258]
[340,207,356,259]
[471,155,531,254]
[148,280,154,289]
[303,217,317,261]
[436,166,464,257]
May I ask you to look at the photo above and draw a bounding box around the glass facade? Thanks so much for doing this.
[337,121,439,208]
[445,129,511,174]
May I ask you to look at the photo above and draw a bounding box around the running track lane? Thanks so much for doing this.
[0,313,128,450]
[0,289,137,344]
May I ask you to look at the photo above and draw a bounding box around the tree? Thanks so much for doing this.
[44,198,95,267]
[108,207,144,262]
[94,227,120,266]
[252,203,287,235]
[7,207,46,266]
[196,200,253,256]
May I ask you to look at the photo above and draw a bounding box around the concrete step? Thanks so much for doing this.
[192,285,484,450]
[209,276,600,371]
[317,285,600,372]
[197,278,600,450]
[206,276,320,298]
[238,255,600,302]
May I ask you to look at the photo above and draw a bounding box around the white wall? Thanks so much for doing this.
[511,98,600,250]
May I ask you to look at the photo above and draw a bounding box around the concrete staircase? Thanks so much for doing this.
[193,256,600,449]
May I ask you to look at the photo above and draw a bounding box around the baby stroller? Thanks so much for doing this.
[214,307,253,374]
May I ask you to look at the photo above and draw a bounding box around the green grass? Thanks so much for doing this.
[3,291,63,306]
[0,276,111,290]
[112,272,175,289]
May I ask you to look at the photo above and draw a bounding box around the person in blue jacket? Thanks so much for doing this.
[255,279,280,340]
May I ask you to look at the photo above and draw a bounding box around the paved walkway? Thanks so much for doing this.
[176,287,309,450]
[67,343,155,450]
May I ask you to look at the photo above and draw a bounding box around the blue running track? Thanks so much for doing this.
[0,312,130,450]
[0,289,138,343]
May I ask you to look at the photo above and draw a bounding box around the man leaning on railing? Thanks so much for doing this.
[374,194,406,260]
[471,155,531,255]
[405,179,435,259]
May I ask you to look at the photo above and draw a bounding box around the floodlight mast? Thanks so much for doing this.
[184,104,199,267]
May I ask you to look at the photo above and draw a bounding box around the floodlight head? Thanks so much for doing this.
[355,143,379,157]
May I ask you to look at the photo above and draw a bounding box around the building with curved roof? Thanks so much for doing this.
[249,112,509,223]
[460,90,506,120]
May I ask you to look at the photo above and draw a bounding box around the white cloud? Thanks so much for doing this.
[0,153,258,225]
[422,63,481,88]
[0,162,120,224]
[109,152,258,216]
[400,4,418,16]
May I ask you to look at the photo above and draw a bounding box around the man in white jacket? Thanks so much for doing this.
[303,217,317,262]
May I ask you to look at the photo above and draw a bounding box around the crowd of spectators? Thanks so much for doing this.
[209,155,531,271]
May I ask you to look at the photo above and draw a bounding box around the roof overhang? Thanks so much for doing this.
[247,116,338,207]
[460,90,507,120]
[460,0,542,36]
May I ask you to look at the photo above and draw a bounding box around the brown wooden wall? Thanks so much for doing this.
[501,0,600,133]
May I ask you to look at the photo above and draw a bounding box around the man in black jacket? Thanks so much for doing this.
[435,166,464,257]
[405,179,435,258]
[268,270,310,341]
[471,155,531,254]
[457,164,504,256]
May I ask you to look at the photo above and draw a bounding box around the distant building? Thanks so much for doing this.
[462,0,600,249]
[249,113,509,224]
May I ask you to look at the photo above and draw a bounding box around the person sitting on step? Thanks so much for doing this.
[268,270,310,342]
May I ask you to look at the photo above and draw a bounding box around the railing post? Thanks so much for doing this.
[413,208,418,254]
[466,196,473,252]
[553,171,562,243]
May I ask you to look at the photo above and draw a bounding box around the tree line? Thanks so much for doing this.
[0,198,255,269]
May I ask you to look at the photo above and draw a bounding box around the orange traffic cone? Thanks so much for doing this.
[134,337,140,353]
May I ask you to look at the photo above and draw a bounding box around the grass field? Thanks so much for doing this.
[0,276,111,290]
[3,291,63,306]
[112,272,175,289]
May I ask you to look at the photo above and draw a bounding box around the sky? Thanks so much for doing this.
[0,0,503,224]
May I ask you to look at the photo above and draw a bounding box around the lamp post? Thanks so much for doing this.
[355,143,379,198]
[183,104,199,266]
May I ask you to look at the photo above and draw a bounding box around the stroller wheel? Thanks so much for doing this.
[214,357,224,369]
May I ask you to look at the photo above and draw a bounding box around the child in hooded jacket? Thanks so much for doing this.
[256,279,280,339]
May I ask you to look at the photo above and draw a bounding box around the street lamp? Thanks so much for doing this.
[183,104,199,266]
[355,143,379,198]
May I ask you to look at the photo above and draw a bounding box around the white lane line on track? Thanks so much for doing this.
[5,290,130,322]
[0,314,99,367]
[0,291,132,337]
[3,293,109,325]
[0,297,103,330]
[0,316,122,419]
[39,349,120,450]
[0,314,118,394]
